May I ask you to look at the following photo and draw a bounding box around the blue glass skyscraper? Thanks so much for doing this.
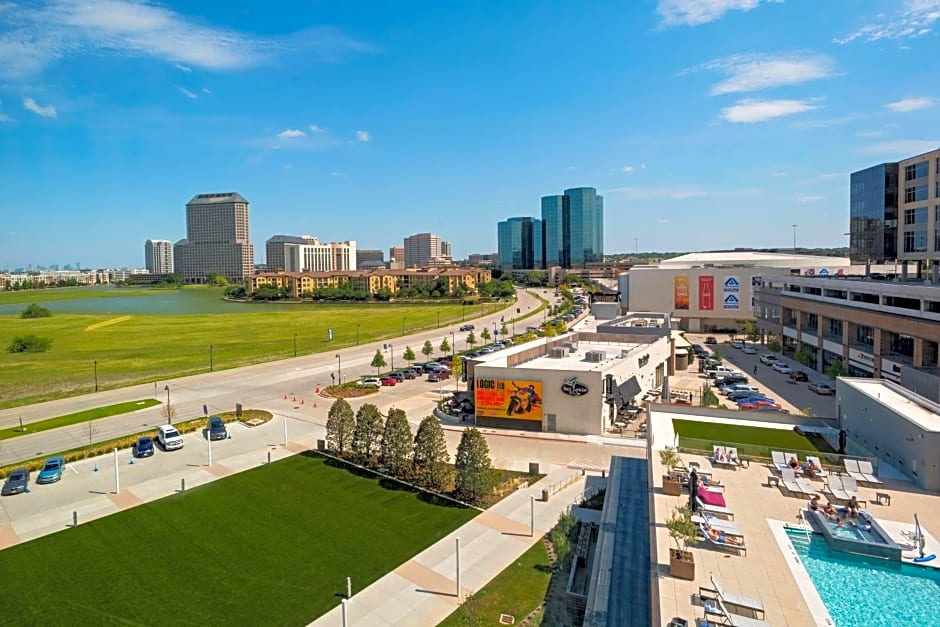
[497,217,543,270]
[540,187,604,268]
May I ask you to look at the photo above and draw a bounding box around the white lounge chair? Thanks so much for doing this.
[805,455,829,478]
[827,475,851,502]
[699,523,747,555]
[700,574,765,618]
[843,459,867,482]
[785,452,804,474]
[696,496,735,520]
[692,514,743,537]
[771,451,788,472]
[840,475,861,499]
[713,445,741,469]
[857,460,883,485]
[703,597,771,627]
[780,469,816,497]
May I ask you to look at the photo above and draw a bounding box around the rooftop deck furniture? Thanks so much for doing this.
[702,597,771,627]
[780,469,816,498]
[699,523,747,556]
[856,460,884,485]
[696,496,734,520]
[699,574,765,618]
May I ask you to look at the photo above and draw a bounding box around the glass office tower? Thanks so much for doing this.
[539,187,604,268]
[849,163,898,264]
[497,217,543,269]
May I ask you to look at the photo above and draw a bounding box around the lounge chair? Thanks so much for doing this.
[712,445,741,469]
[702,597,770,627]
[696,496,735,520]
[856,460,883,485]
[699,574,765,618]
[780,469,816,498]
[699,523,747,555]
[692,514,743,537]
[843,459,867,482]
[840,475,861,499]
[827,475,850,502]
[771,451,789,472]
[805,455,829,478]
[785,452,804,474]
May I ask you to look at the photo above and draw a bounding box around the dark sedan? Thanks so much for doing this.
[133,436,155,458]
[1,468,29,496]
[208,416,228,440]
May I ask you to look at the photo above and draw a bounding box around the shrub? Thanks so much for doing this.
[20,303,52,318]
[8,334,52,353]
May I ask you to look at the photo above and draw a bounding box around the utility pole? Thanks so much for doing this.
[792,224,798,250]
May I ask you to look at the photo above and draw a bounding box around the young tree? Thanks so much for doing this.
[85,419,99,445]
[480,327,491,343]
[381,408,413,477]
[825,358,846,380]
[500,322,508,336]
[454,428,493,504]
[403,345,416,365]
[371,349,386,375]
[711,347,723,364]
[466,331,477,349]
[767,336,782,353]
[352,403,384,466]
[326,399,355,455]
[439,338,451,355]
[743,320,760,343]
[452,356,463,392]
[413,416,451,491]
[794,344,814,373]
[422,340,434,361]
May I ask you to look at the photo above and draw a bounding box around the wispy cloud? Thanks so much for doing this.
[835,0,940,44]
[720,98,821,123]
[356,129,371,142]
[0,0,374,80]
[686,52,835,95]
[309,124,326,133]
[657,0,783,27]
[23,97,57,118]
[884,97,935,113]
[0,113,12,122]
[177,86,197,99]
[174,62,191,72]
[277,128,306,139]
[606,186,708,200]
[796,194,823,203]
[621,165,635,173]
[854,130,883,138]
[791,114,863,129]
[201,87,211,95]
[858,139,940,156]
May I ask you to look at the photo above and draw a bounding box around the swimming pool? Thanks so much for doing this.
[787,531,940,626]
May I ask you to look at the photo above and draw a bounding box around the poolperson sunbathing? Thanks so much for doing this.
[706,527,743,546]
[788,456,801,470]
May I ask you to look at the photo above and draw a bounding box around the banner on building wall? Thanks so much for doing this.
[723,293,740,310]
[699,276,714,310]
[723,276,740,293]
[474,379,543,420]
[674,275,690,310]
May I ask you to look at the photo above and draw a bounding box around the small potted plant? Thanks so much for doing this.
[666,506,697,580]
[660,448,682,496]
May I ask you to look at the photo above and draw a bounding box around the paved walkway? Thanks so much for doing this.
[310,467,588,627]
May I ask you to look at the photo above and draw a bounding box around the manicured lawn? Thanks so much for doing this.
[0,287,160,305]
[0,301,499,408]
[0,453,476,626]
[0,398,161,440]
[439,539,552,626]
[673,419,834,458]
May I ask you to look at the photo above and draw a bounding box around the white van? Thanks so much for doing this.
[705,366,737,379]
[722,384,759,396]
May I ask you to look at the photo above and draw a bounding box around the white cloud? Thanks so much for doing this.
[656,218,671,224]
[854,130,883,138]
[23,97,57,117]
[686,52,835,95]
[174,62,191,72]
[356,129,371,142]
[858,139,940,156]
[657,0,782,27]
[835,0,940,44]
[0,113,12,122]
[177,86,197,99]
[796,194,823,203]
[720,98,821,123]
[201,87,211,95]
[331,171,347,177]
[277,128,306,138]
[884,97,935,113]
[621,165,635,173]
[607,186,708,200]
[283,164,293,170]
[790,114,862,129]
[309,124,326,133]
[0,0,373,80]
[641,163,647,169]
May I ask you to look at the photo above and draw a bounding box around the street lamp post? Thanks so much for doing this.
[401,317,406,337]
[356,323,361,346]
[209,344,214,372]
[385,343,394,371]
[293,333,297,358]
[164,385,171,425]
[93,360,98,392]
[451,331,456,354]
[792,224,798,250]
[437,312,441,328]
[335,354,342,384]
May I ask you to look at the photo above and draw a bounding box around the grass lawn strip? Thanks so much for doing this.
[0,287,161,305]
[0,398,161,440]
[0,453,477,626]
[438,538,552,626]
[673,419,833,459]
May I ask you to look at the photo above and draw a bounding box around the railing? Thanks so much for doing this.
[676,435,879,474]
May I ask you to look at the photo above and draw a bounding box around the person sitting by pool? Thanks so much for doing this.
[802,458,822,478]
[808,494,821,512]
[821,501,838,519]
[788,456,801,470]
[846,496,861,517]
[706,527,743,546]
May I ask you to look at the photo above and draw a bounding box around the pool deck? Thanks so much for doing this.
[652,435,940,626]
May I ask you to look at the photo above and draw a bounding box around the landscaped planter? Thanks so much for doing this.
[662,475,682,496]
[669,548,695,580]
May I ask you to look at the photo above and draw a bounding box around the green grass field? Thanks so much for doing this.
[673,419,833,458]
[0,287,161,305]
[0,398,160,440]
[0,301,497,409]
[438,539,552,626]
[0,453,476,626]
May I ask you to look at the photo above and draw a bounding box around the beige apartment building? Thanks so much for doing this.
[249,267,492,298]
[898,148,940,273]
[403,232,452,268]
[174,192,254,283]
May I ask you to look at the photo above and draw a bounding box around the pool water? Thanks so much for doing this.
[821,516,884,543]
[788,532,940,626]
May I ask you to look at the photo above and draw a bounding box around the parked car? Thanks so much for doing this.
[156,425,184,451]
[1,468,29,496]
[36,457,66,484]
[208,416,228,440]
[400,369,419,379]
[728,389,764,401]
[722,385,759,397]
[809,382,836,395]
[739,400,781,410]
[731,340,744,349]
[428,369,451,382]
[759,354,779,365]
[736,395,776,405]
[789,371,809,382]
[459,324,475,332]
[379,376,398,386]
[133,436,155,457]
[423,362,445,373]
[704,336,718,344]
[705,366,738,379]
[743,345,757,355]
[771,362,792,374]
[358,377,381,388]
[386,372,406,382]
[755,405,790,414]
[715,374,748,387]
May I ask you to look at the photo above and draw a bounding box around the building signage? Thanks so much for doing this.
[561,376,589,396]
[819,268,829,276]
[674,275,690,310]
[723,294,740,310]
[474,379,543,420]
[698,276,714,310]
[849,349,874,366]
[723,276,740,292]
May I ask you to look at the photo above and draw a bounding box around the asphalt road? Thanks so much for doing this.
[0,289,548,467]
[685,334,838,418]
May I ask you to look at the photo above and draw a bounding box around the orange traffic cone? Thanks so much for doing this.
[301,398,305,405]
[292,395,297,402]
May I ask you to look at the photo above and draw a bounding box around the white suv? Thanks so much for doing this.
[156,425,184,451]
[759,354,779,365]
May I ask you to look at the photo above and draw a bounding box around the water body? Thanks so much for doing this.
[0,287,314,315]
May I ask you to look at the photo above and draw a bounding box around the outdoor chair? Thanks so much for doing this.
[805,455,829,479]
[703,597,771,627]
[692,514,744,537]
[843,459,867,482]
[856,460,883,485]
[699,574,765,618]
[780,469,816,498]
[699,523,747,555]
[696,496,734,520]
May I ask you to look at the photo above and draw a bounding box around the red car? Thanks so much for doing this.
[428,370,451,382]
[379,376,398,386]
[740,400,781,410]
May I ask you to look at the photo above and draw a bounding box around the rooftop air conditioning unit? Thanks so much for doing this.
[549,347,569,359]
[585,350,606,363]
[563,341,579,351]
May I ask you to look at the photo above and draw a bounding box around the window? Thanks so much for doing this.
[904,207,927,224]
[936,179,940,198]
[936,228,940,251]
[904,161,929,181]
[904,229,928,252]
[905,184,928,202]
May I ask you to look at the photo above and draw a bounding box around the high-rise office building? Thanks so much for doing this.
[266,235,357,272]
[850,163,898,264]
[403,233,452,268]
[389,245,405,269]
[497,217,543,270]
[898,148,939,267]
[266,235,307,271]
[173,192,254,283]
[356,249,385,269]
[540,187,604,268]
[144,239,174,274]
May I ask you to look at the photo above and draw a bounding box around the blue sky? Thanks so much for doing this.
[1,0,939,268]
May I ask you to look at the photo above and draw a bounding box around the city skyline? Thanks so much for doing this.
[2,1,939,267]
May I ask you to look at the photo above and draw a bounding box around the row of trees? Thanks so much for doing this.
[325,400,493,503]
[2,278,85,291]
[21,303,52,319]
[244,278,512,302]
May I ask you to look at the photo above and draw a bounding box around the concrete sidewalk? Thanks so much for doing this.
[310,467,587,627]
